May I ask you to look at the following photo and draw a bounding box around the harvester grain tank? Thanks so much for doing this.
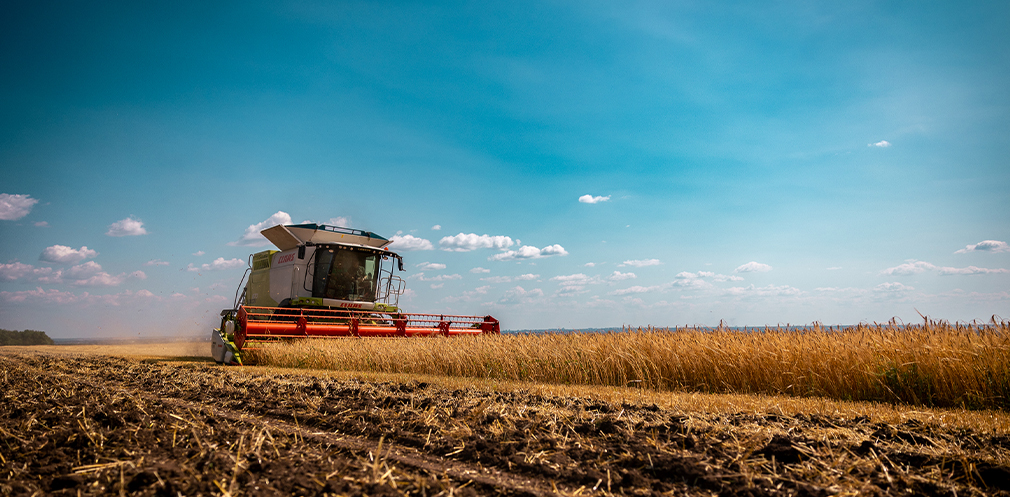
[212,223,500,364]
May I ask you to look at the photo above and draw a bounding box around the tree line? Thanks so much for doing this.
[0,329,54,346]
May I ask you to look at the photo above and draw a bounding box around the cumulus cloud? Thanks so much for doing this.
[0,262,59,282]
[880,260,934,275]
[516,273,540,281]
[416,262,446,270]
[735,261,772,273]
[879,260,1007,276]
[230,211,292,246]
[145,259,169,266]
[712,274,744,282]
[723,284,802,297]
[39,245,98,264]
[192,251,205,256]
[608,285,659,296]
[608,271,636,281]
[439,233,514,252]
[0,194,39,221]
[869,140,891,147]
[550,273,603,295]
[620,259,661,267]
[185,257,245,272]
[498,285,544,304]
[106,217,148,237]
[0,287,157,306]
[578,195,610,204]
[325,216,351,227]
[470,267,490,274]
[874,282,914,293]
[489,244,568,261]
[389,235,434,251]
[584,262,596,267]
[956,240,1009,254]
[938,266,1009,275]
[66,261,103,279]
[70,272,126,287]
[409,273,462,282]
[431,225,442,230]
[441,285,491,303]
[481,276,513,284]
[34,221,49,227]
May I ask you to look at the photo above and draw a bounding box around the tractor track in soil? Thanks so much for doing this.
[3,350,1010,496]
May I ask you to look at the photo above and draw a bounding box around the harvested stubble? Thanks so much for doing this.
[248,318,1010,410]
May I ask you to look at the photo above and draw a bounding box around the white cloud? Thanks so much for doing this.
[0,262,40,281]
[874,282,914,293]
[956,240,1009,254]
[192,251,205,256]
[106,217,148,237]
[144,259,169,266]
[620,259,661,267]
[66,261,103,279]
[325,216,351,227]
[578,194,611,204]
[0,287,158,305]
[723,284,802,297]
[490,243,569,262]
[515,273,540,281]
[185,257,245,272]
[34,221,49,227]
[489,244,568,261]
[70,272,125,287]
[439,233,514,252]
[498,285,544,304]
[880,260,935,275]
[584,262,596,267]
[826,267,842,270]
[441,285,491,303]
[869,140,891,147]
[129,271,147,280]
[230,211,292,246]
[608,285,659,296]
[881,259,1008,276]
[608,271,636,281]
[550,273,603,294]
[431,225,442,230]
[470,267,491,274]
[735,261,772,273]
[389,235,435,251]
[0,194,39,221]
[409,272,462,282]
[416,262,446,270]
[712,274,744,282]
[39,245,98,264]
[430,283,444,289]
[1,287,80,304]
[481,276,513,283]
[937,266,1008,275]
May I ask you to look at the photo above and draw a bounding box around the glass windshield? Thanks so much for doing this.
[312,246,380,301]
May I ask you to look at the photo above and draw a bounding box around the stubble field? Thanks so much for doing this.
[2,340,1010,496]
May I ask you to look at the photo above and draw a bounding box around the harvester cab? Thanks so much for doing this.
[212,223,500,365]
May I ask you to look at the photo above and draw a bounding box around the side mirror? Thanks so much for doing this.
[297,245,306,259]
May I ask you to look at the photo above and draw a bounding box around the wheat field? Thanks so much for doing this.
[246,318,1010,410]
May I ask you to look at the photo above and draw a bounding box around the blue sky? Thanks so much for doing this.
[1,1,1008,337]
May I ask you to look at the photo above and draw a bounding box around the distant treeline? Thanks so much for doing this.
[0,329,55,346]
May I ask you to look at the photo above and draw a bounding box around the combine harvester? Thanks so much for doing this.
[212,223,500,364]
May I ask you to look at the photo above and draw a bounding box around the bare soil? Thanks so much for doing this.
[1,351,1008,496]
